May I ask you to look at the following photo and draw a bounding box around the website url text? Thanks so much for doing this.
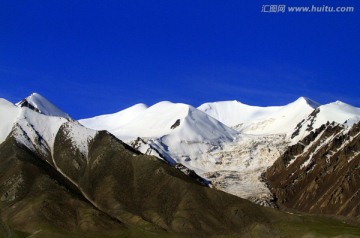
[261,5,355,13]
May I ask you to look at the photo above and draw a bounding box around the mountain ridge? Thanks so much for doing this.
[77,94,360,205]
[16,93,71,119]
[2,92,360,236]
[266,121,360,219]
[10,92,360,205]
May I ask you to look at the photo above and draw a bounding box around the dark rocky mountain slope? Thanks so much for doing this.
[266,121,360,220]
[0,123,273,237]
[1,123,360,237]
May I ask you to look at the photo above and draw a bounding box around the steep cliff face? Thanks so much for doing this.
[267,121,360,219]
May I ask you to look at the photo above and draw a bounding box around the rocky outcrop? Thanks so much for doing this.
[267,121,360,219]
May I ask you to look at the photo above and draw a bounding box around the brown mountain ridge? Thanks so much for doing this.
[266,121,360,220]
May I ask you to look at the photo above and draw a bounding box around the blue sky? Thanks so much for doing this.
[1,1,359,119]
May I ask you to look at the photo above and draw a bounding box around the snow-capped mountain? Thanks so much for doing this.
[79,103,148,132]
[3,94,302,237]
[0,94,95,162]
[5,92,360,206]
[82,101,237,141]
[16,92,71,119]
[80,96,360,205]
[2,92,360,236]
[80,101,238,169]
[291,101,360,142]
[1,93,210,185]
[198,97,320,136]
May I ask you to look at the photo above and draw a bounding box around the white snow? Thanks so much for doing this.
[61,121,98,159]
[23,109,67,150]
[79,103,148,131]
[348,152,360,163]
[113,101,238,141]
[81,101,238,144]
[290,101,360,144]
[198,100,279,127]
[14,108,96,159]
[198,97,319,136]
[81,98,290,203]
[11,107,68,156]
[312,101,360,129]
[16,93,70,119]
[0,99,21,144]
[81,101,239,170]
[1,94,95,159]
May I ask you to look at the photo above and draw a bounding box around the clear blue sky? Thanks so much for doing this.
[1,1,359,119]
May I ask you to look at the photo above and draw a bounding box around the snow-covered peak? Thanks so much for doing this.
[198,97,318,135]
[198,100,277,127]
[290,100,360,143]
[0,96,68,156]
[13,108,68,156]
[107,101,237,141]
[16,93,71,119]
[80,101,238,171]
[314,101,360,126]
[1,94,96,160]
[79,103,148,131]
[293,97,320,109]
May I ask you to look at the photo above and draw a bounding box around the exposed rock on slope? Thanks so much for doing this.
[266,121,360,219]
[16,93,71,119]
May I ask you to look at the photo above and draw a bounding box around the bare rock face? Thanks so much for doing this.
[170,119,181,129]
[266,121,360,219]
[16,99,41,113]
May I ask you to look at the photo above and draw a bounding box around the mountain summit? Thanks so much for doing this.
[81,101,238,168]
[198,97,320,135]
[16,93,71,119]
